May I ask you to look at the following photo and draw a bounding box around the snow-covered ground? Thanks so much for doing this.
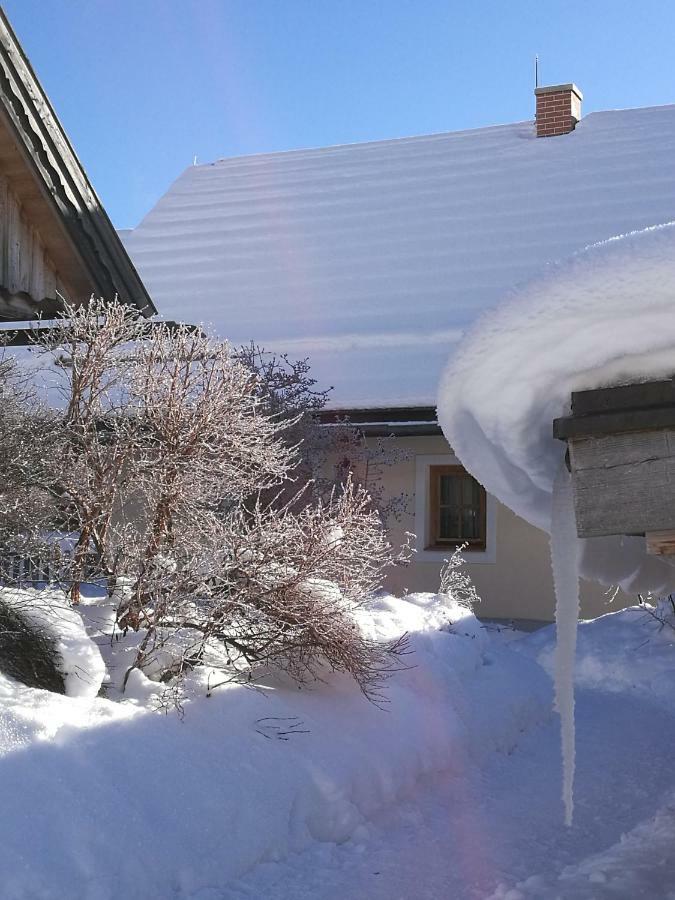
[0,587,549,899]
[1,587,675,898]
[232,605,675,900]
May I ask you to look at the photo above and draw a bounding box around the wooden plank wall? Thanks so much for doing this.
[569,428,675,537]
[0,174,60,303]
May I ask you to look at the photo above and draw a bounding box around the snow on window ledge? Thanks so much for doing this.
[414,453,497,564]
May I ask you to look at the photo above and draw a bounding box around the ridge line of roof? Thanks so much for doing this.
[206,119,533,168]
[199,102,675,170]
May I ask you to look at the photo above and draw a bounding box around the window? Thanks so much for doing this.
[428,465,486,551]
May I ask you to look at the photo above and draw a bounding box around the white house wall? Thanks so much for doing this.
[376,434,628,622]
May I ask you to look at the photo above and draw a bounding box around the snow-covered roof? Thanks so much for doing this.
[123,104,675,408]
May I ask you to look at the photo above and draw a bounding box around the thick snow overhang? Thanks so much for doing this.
[0,10,155,317]
[438,222,675,595]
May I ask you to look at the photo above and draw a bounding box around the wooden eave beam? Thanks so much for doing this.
[318,405,441,436]
[553,378,675,440]
[346,423,442,437]
[553,378,675,550]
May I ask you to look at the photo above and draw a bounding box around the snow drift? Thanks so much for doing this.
[438,221,675,594]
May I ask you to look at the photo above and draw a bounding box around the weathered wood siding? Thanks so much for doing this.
[569,428,675,537]
[0,174,62,302]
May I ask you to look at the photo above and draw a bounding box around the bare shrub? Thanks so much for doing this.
[634,593,675,634]
[27,300,150,600]
[236,343,413,526]
[0,301,410,702]
[125,478,410,702]
[0,348,59,575]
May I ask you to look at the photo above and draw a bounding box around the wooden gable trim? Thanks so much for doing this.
[0,11,156,316]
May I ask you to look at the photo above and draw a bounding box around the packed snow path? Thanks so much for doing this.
[230,679,675,898]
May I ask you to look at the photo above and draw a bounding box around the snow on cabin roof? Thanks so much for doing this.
[123,104,675,409]
[437,221,675,594]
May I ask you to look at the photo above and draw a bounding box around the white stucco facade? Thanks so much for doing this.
[376,435,628,622]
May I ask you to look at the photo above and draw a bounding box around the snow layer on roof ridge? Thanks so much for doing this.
[438,220,675,594]
[124,104,675,408]
[198,102,675,170]
[206,120,531,168]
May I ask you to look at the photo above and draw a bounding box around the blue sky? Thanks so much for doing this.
[4,0,674,228]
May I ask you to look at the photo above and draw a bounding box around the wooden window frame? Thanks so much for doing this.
[427,465,487,551]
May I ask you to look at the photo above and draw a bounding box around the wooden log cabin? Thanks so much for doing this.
[0,8,154,339]
[554,379,675,556]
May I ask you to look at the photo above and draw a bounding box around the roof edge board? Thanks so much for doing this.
[320,406,438,424]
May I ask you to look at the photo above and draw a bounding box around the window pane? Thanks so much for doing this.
[439,475,460,506]
[430,466,486,549]
[462,475,482,506]
[439,507,459,539]
[462,508,480,539]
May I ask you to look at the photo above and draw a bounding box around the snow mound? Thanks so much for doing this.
[518,601,675,704]
[0,588,105,698]
[438,222,675,594]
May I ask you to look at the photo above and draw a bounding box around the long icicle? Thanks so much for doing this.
[550,463,581,827]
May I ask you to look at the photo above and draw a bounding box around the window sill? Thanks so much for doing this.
[415,545,495,563]
[425,543,487,553]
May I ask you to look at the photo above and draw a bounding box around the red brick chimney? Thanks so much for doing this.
[534,84,583,137]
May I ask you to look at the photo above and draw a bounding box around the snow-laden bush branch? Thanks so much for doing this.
[122,478,410,702]
[438,544,481,611]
